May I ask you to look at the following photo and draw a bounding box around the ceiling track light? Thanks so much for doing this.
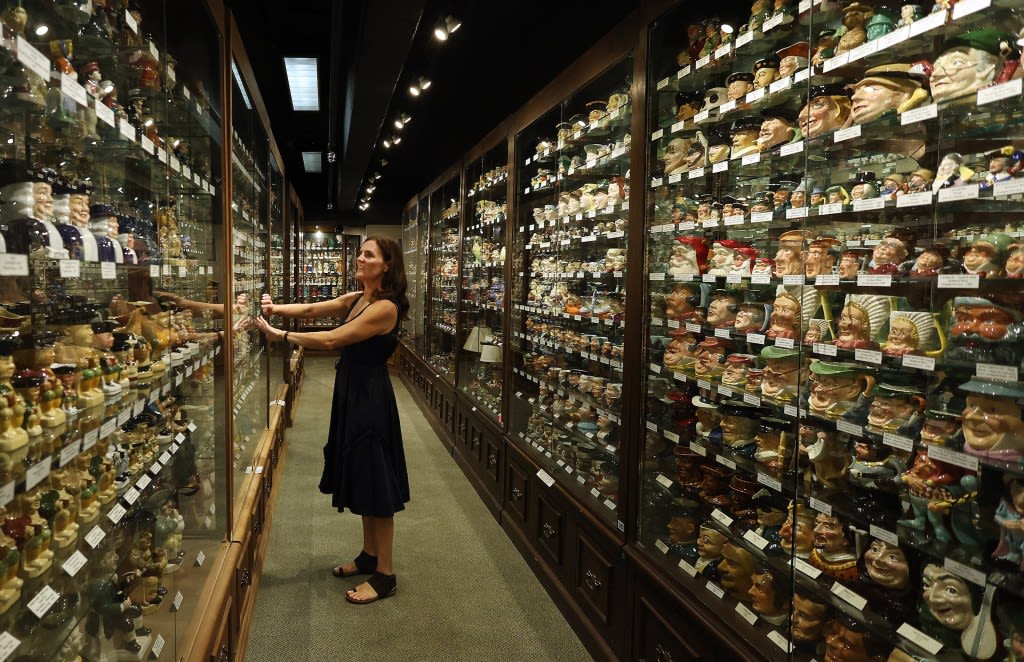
[393,112,411,130]
[433,14,461,41]
[392,135,402,145]
[409,76,432,96]
[372,171,382,180]
[382,138,392,148]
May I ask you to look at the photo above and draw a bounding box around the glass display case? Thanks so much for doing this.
[268,156,285,310]
[509,57,633,527]
[639,0,1024,659]
[229,55,270,493]
[426,175,460,380]
[402,198,422,348]
[0,0,228,659]
[457,144,507,423]
[295,225,343,329]
[416,194,429,354]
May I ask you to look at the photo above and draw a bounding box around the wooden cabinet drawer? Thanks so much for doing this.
[574,533,614,627]
[483,434,501,485]
[635,594,704,662]
[504,450,530,525]
[535,491,565,571]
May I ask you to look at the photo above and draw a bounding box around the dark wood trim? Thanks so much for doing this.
[225,11,284,173]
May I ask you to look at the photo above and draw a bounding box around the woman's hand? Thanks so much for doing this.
[254,316,286,341]
[260,293,275,316]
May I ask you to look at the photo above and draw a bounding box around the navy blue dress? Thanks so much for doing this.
[319,300,410,516]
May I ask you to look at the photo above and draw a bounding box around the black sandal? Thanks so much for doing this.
[331,550,377,578]
[345,572,397,604]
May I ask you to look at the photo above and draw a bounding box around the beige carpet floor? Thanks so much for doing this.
[243,356,593,662]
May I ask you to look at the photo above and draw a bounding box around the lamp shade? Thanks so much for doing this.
[479,344,502,363]
[463,325,492,352]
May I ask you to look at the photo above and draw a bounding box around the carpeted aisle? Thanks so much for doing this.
[244,356,593,662]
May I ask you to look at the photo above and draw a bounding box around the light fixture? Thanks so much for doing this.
[393,113,411,129]
[34,24,48,36]
[382,138,392,148]
[231,60,252,110]
[301,151,322,173]
[392,135,402,145]
[721,23,734,34]
[408,76,432,96]
[434,14,462,41]
[283,57,320,111]
[366,184,376,193]
[372,171,382,180]
[358,202,369,211]
[379,158,389,167]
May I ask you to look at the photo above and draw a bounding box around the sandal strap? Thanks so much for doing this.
[354,551,378,574]
[366,572,396,597]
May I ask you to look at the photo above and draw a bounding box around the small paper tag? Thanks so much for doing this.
[107,503,127,524]
[746,333,765,344]
[994,178,1024,197]
[152,634,166,658]
[774,337,795,349]
[852,196,886,211]
[706,581,725,599]
[953,0,991,19]
[62,550,88,577]
[100,417,117,439]
[768,631,792,652]
[782,275,805,286]
[902,354,935,371]
[770,77,793,95]
[758,473,782,492]
[101,261,117,279]
[26,585,60,619]
[977,363,1018,382]
[818,202,843,216]
[15,36,49,79]
[745,88,765,103]
[536,469,555,487]
[883,432,915,452]
[928,444,978,471]
[943,557,986,586]
[854,348,882,364]
[690,442,707,456]
[794,557,822,579]
[735,602,758,624]
[59,440,81,468]
[85,526,105,548]
[897,623,945,655]
[878,26,911,51]
[59,259,81,279]
[833,125,861,143]
[750,211,773,223]
[712,161,728,173]
[869,525,899,546]
[711,508,734,527]
[901,103,937,125]
[743,529,770,550]
[937,274,979,289]
[814,343,838,357]
[679,559,697,577]
[83,429,98,451]
[938,184,980,202]
[857,274,892,287]
[173,591,184,611]
[26,457,52,491]
[836,420,863,436]
[831,582,868,610]
[809,497,832,515]
[910,11,945,36]
[897,191,932,208]
[742,153,761,166]
[716,455,737,470]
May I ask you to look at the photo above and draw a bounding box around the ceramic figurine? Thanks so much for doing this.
[757,104,801,151]
[734,302,771,335]
[729,116,761,159]
[776,41,809,77]
[857,538,916,625]
[808,513,859,582]
[804,237,838,279]
[716,401,760,457]
[801,422,850,491]
[721,354,755,388]
[748,565,790,626]
[848,436,906,516]
[718,542,757,601]
[773,230,806,277]
[962,232,1013,278]
[759,346,803,403]
[918,563,997,660]
[779,500,816,558]
[766,289,803,339]
[693,338,728,380]
[675,89,704,123]
[662,137,689,176]
[1007,243,1024,279]
[959,377,1024,462]
[726,71,755,101]
[947,296,1023,367]
[791,592,830,650]
[798,83,852,138]
[883,310,940,357]
[931,30,1018,104]
[823,616,891,662]
[752,55,780,90]
[834,2,872,56]
[694,522,727,580]
[994,474,1024,571]
[811,28,838,68]
[807,361,874,422]
[693,396,722,445]
[833,294,888,350]
[849,63,930,124]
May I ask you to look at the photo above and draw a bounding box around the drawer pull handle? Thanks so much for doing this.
[511,487,523,500]
[488,453,497,466]
[584,569,602,591]
[542,523,556,539]
[240,568,252,587]
[655,644,673,662]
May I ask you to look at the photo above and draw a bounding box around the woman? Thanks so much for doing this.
[254,236,410,604]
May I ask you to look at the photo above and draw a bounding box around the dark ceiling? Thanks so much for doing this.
[229,0,638,225]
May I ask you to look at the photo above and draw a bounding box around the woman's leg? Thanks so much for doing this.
[332,516,376,576]
[347,515,395,601]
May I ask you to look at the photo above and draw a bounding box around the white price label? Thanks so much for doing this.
[679,559,697,577]
[852,196,886,211]
[937,274,979,289]
[831,582,868,610]
[902,354,935,371]
[809,497,832,515]
[711,508,734,527]
[715,43,732,59]
[717,386,733,397]
[677,65,691,79]
[878,26,910,51]
[978,363,1018,382]
[15,36,49,79]
[897,191,932,208]
[833,124,861,143]
[694,109,710,123]
[100,417,117,439]
[745,88,765,103]
[59,259,81,279]
[536,469,555,487]
[62,550,88,577]
[735,602,758,624]
[854,348,882,364]
[953,0,991,19]
[822,52,850,73]
[937,184,980,202]
[26,585,60,619]
[654,539,670,555]
[85,526,106,548]
[125,10,139,33]
[152,634,166,658]
[140,135,155,154]
[883,432,915,452]
[83,429,98,451]
[95,97,115,127]
[136,474,151,491]
[721,100,737,114]
[123,487,140,505]
[770,77,793,94]
[818,202,843,216]
[746,333,765,344]
[928,444,978,472]
[689,441,707,456]
[780,140,804,157]
[757,473,782,492]
[782,274,804,286]
[0,254,29,277]
[173,591,184,611]
[197,550,206,567]
[59,440,81,468]
[118,118,135,141]
[794,557,822,579]
[743,529,770,550]
[901,103,937,125]
[61,73,88,106]
[768,631,792,653]
[107,503,127,524]
[897,623,944,655]
[814,343,838,357]
[750,211,773,224]
[656,77,670,90]
[663,431,679,443]
[741,153,761,166]
[869,524,899,546]
[995,178,1024,197]
[774,337,794,349]
[101,261,116,279]
[857,274,892,287]
[712,160,728,173]
[794,68,810,83]
[150,264,161,278]
[25,457,51,490]
[836,420,863,436]
[668,173,682,184]
[688,167,705,179]
[737,30,755,47]
[943,557,987,586]
[706,582,725,599]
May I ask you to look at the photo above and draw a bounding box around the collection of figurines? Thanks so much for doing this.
[0,2,232,657]
[635,1,1024,660]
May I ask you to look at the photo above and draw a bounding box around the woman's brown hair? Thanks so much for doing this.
[363,235,409,320]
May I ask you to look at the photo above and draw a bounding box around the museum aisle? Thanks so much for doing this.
[243,356,592,661]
